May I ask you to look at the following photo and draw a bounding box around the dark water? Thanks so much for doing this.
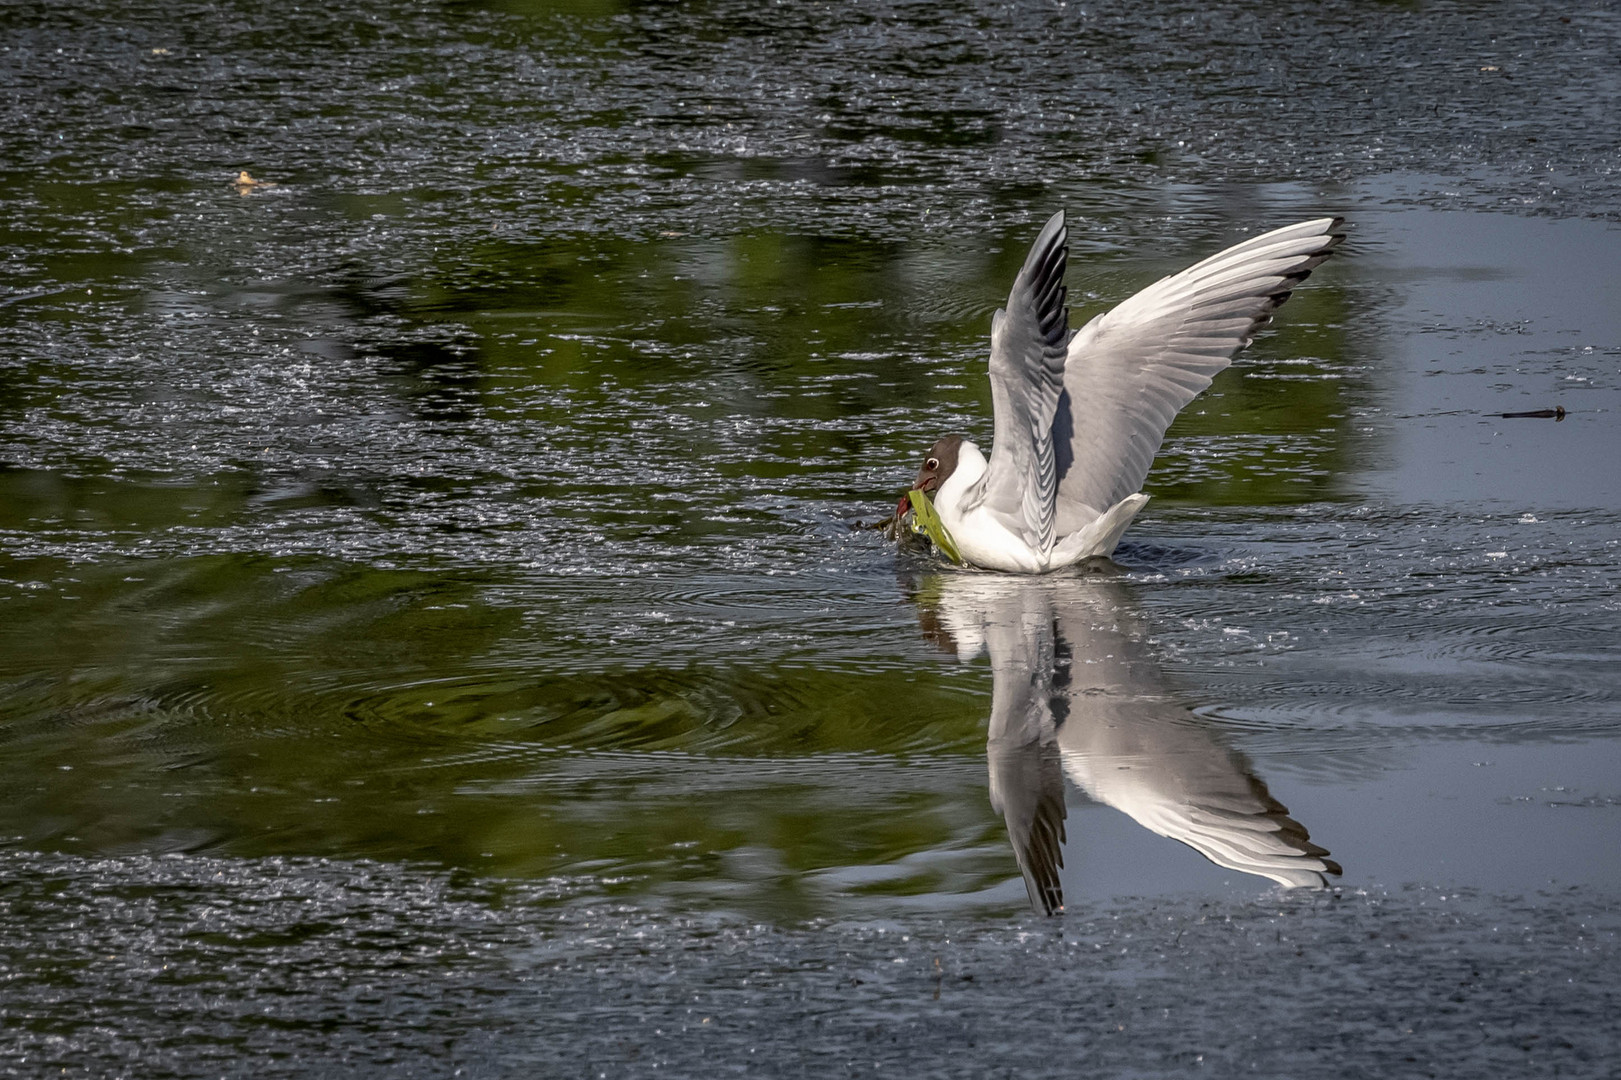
[4,852,1617,1077]
[3,0,1620,1074]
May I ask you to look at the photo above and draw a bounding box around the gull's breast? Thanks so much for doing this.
[946,506,1048,573]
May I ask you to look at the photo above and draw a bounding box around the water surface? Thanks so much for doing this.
[5,181,1615,915]
[2,0,1619,1074]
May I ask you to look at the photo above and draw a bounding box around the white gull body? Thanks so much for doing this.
[918,212,1344,573]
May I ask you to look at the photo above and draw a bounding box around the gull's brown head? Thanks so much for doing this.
[896,435,965,517]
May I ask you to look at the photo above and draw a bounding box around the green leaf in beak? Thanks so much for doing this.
[906,488,963,565]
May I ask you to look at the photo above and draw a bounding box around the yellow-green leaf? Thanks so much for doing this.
[907,488,963,565]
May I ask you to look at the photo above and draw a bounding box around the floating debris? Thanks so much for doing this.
[234,171,277,194]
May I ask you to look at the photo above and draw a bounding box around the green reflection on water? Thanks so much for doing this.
[0,546,999,914]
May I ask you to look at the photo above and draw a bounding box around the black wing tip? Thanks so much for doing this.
[1031,882,1065,917]
[1027,209,1068,265]
[1253,220,1347,319]
[1300,216,1349,261]
[1036,207,1067,242]
[1024,850,1066,917]
[1024,210,1070,351]
[1317,217,1349,258]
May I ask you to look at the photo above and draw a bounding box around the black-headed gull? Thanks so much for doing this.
[901,212,1345,572]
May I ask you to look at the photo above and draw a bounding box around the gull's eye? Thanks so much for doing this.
[925,457,939,470]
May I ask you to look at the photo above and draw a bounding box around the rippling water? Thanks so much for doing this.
[4,188,1615,910]
[2,0,1620,1073]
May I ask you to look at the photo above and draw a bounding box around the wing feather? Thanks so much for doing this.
[976,211,1071,552]
[1053,217,1345,535]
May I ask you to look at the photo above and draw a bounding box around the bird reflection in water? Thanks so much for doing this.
[913,573,1340,915]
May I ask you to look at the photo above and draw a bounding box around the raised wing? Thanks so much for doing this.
[977,211,1071,552]
[1053,217,1344,535]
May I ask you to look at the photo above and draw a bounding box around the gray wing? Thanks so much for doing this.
[976,211,1071,552]
[1053,217,1345,535]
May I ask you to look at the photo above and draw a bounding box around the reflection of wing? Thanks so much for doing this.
[930,574,1338,912]
[988,737,1066,916]
[949,575,1069,914]
[1058,709,1341,889]
[1044,583,1340,888]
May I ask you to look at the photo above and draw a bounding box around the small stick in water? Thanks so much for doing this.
[1500,406,1565,420]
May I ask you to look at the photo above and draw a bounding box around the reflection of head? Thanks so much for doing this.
[916,573,1340,914]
